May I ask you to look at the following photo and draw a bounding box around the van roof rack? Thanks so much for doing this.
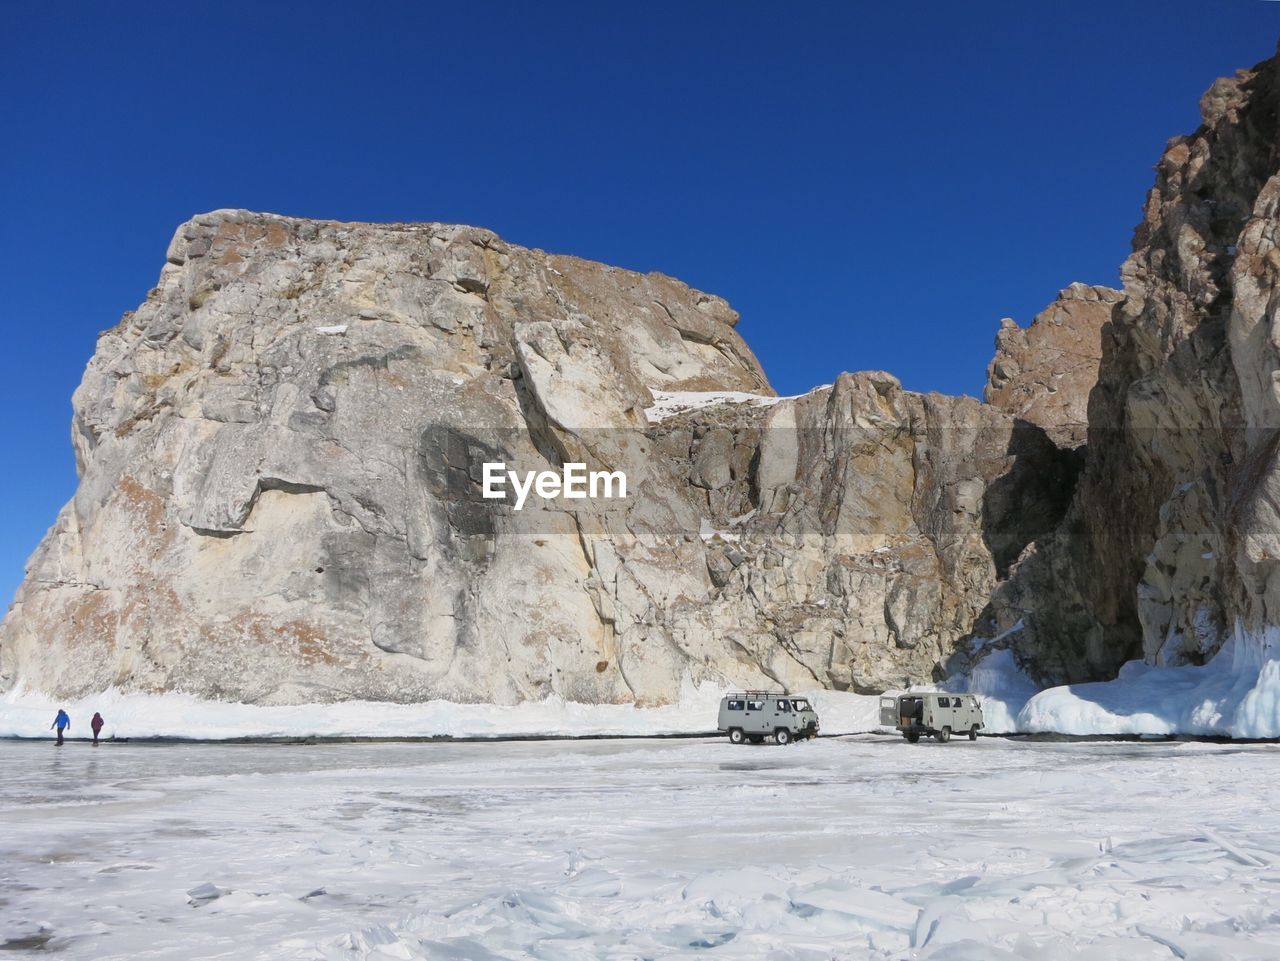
[724,690,784,698]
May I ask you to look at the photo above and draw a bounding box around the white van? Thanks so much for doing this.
[717,692,819,744]
[880,692,982,743]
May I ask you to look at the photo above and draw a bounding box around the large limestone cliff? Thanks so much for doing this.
[0,210,1081,704]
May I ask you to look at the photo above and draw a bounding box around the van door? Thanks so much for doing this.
[880,697,898,726]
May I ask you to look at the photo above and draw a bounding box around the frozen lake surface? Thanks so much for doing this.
[2,736,1278,961]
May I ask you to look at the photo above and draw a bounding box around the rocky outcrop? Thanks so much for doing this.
[0,209,1082,704]
[11,46,1276,709]
[993,45,1280,684]
[0,211,773,704]
[985,283,1119,448]
[653,372,1077,694]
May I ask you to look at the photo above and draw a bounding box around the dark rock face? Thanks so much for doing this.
[994,45,1280,684]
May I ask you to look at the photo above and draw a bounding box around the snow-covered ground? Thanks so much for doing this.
[0,684,881,741]
[932,625,1280,739]
[4,622,1279,742]
[1017,628,1280,739]
[3,736,1278,960]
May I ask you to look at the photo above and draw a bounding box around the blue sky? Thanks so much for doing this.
[1,1,1277,608]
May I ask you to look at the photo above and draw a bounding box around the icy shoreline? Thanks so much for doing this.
[931,623,1280,740]
[5,623,1280,741]
[0,683,885,743]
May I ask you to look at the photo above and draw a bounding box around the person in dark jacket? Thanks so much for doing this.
[51,709,70,745]
[91,712,105,744]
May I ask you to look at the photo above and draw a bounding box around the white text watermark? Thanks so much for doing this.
[481,463,628,510]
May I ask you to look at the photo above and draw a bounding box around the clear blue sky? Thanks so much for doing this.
[1,1,1277,609]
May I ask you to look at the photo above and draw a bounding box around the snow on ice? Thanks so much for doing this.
[917,621,1280,739]
[5,625,1280,740]
[3,736,1279,960]
[0,681,882,741]
[1017,624,1280,738]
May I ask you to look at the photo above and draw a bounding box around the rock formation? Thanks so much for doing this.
[993,44,1280,685]
[985,283,1120,448]
[0,208,1082,704]
[652,370,1078,695]
[6,43,1278,710]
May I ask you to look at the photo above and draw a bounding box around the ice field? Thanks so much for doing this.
[2,737,1279,961]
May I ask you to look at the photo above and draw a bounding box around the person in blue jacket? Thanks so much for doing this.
[51,709,70,745]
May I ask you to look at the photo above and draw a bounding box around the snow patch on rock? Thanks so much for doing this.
[644,389,784,423]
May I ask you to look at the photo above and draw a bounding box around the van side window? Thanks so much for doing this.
[727,700,744,711]
[746,700,764,711]
[776,700,791,712]
[938,697,951,707]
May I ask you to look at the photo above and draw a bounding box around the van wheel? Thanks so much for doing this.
[906,733,919,743]
[969,726,978,741]
[937,727,951,743]
[774,728,791,746]
[728,728,745,745]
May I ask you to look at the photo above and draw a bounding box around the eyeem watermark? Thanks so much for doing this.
[482,462,628,510]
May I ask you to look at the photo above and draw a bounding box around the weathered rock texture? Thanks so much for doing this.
[7,45,1278,707]
[985,283,1119,448]
[653,372,1078,695]
[0,209,1080,704]
[993,45,1280,683]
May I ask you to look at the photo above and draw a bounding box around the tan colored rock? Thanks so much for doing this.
[985,283,1119,447]
[994,45,1280,682]
[642,370,1078,693]
[0,210,771,704]
[0,208,1083,704]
